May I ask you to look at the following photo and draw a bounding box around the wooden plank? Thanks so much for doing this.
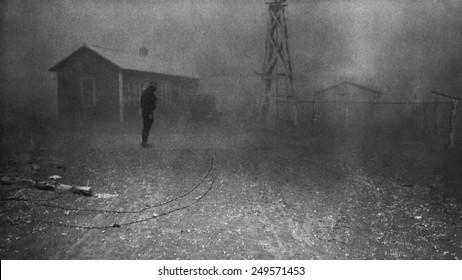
[448,98,459,149]
[1,176,93,196]
[118,70,124,122]
[431,91,460,148]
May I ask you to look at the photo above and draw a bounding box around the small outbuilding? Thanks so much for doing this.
[49,44,199,122]
[314,81,382,129]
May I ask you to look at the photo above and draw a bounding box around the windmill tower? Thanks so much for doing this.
[255,0,298,127]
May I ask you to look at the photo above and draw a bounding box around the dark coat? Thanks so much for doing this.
[140,87,157,113]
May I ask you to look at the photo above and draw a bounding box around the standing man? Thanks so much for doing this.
[140,81,158,148]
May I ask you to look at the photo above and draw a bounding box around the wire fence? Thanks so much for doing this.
[291,100,462,145]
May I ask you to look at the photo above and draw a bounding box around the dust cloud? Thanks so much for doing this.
[2,1,461,93]
[1,0,461,151]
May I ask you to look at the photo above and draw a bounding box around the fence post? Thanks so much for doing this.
[448,98,459,149]
[435,97,438,144]
[424,102,428,132]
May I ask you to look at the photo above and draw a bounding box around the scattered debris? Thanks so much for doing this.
[94,193,118,199]
[1,176,93,196]
[48,175,61,182]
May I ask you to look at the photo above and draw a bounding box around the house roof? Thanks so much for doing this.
[315,81,382,96]
[49,44,198,79]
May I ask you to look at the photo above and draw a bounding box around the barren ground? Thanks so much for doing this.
[1,121,461,259]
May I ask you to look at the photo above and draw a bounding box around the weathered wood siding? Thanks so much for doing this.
[315,83,380,129]
[53,47,199,122]
[122,70,199,121]
[56,51,119,122]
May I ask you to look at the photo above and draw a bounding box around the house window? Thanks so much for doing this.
[81,78,95,106]
[161,81,173,107]
[127,79,133,104]
[132,80,138,106]
[160,81,165,106]
[128,79,134,106]
[135,80,142,105]
[142,81,148,93]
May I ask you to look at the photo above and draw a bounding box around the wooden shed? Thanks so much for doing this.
[314,81,382,129]
[49,44,199,122]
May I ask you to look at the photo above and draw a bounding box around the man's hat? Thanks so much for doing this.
[149,81,157,88]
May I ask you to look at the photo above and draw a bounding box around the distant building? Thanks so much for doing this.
[49,44,199,122]
[314,81,382,129]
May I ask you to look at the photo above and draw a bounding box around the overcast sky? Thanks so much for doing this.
[1,0,462,101]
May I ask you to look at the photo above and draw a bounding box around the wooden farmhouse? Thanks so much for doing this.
[314,81,382,129]
[49,44,199,122]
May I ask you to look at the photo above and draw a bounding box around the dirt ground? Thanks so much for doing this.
[1,121,461,259]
